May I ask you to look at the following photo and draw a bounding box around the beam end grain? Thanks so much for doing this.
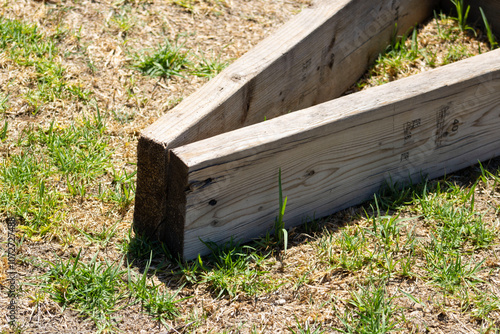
[162,152,190,256]
[133,136,169,241]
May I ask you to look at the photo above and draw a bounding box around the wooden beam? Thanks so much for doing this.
[134,0,439,242]
[168,49,500,259]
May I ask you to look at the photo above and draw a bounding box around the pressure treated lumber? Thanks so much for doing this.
[168,49,500,259]
[134,0,438,242]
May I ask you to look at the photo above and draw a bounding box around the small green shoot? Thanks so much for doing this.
[109,14,135,34]
[275,168,288,255]
[288,316,326,334]
[0,120,7,142]
[434,10,443,37]
[75,220,121,248]
[480,7,498,49]
[0,92,8,112]
[450,0,473,33]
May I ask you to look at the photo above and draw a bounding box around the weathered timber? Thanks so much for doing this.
[134,0,438,242]
[440,0,500,35]
[169,49,500,259]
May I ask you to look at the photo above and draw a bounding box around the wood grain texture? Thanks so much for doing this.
[170,49,500,259]
[134,0,439,241]
[440,0,500,35]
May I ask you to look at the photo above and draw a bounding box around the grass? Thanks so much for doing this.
[1,0,500,333]
[0,17,91,114]
[353,8,493,91]
[274,168,288,255]
[0,92,8,113]
[289,316,326,334]
[419,180,496,249]
[314,170,498,332]
[0,110,139,237]
[170,0,229,15]
[40,251,128,332]
[450,0,473,33]
[75,220,121,248]
[178,240,277,298]
[1,149,66,236]
[480,7,499,49]
[190,50,230,78]
[335,283,400,334]
[109,12,135,35]
[133,38,229,79]
[37,250,184,332]
[133,39,191,78]
[127,256,185,326]
[316,227,374,272]
[424,250,484,293]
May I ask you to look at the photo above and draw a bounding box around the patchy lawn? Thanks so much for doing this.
[0,0,499,333]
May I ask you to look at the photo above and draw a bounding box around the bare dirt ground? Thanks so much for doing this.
[0,0,499,333]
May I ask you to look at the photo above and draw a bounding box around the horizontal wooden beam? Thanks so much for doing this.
[133,0,438,244]
[169,49,500,259]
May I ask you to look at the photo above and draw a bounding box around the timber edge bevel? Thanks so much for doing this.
[134,0,438,245]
